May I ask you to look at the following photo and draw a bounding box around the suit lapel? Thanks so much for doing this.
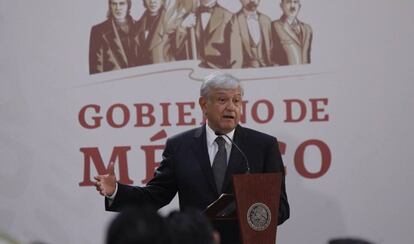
[222,125,249,193]
[281,19,301,45]
[195,11,202,44]
[205,6,223,41]
[135,17,146,48]
[192,126,218,195]
[104,20,128,68]
[148,9,166,51]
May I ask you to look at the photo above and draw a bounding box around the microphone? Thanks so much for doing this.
[215,131,250,174]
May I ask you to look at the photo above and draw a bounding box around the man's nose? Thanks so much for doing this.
[226,101,237,110]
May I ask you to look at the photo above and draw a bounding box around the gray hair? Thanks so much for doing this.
[200,72,244,98]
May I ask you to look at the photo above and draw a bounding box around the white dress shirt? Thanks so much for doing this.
[245,10,261,46]
[201,12,212,31]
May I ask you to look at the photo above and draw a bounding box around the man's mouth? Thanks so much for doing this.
[223,115,235,119]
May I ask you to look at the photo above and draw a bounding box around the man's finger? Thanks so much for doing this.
[108,161,115,175]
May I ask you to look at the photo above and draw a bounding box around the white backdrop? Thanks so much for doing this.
[1,0,414,243]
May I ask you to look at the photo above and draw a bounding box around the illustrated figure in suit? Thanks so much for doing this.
[94,72,290,244]
[230,0,274,68]
[134,0,174,65]
[89,0,137,74]
[272,0,312,65]
[174,0,233,68]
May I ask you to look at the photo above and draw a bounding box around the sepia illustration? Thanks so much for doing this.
[135,0,175,65]
[89,0,138,74]
[174,0,233,68]
[89,0,313,74]
[230,0,273,68]
[272,0,312,65]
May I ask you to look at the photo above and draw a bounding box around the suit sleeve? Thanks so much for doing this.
[105,139,178,212]
[264,137,290,225]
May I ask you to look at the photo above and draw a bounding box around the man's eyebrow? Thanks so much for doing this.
[215,91,242,95]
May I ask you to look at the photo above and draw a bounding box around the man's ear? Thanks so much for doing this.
[199,96,207,114]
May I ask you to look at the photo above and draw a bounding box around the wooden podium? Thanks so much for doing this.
[205,173,282,244]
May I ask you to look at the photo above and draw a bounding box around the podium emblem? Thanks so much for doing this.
[247,202,271,231]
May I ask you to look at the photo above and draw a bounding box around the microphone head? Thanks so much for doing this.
[214,131,224,136]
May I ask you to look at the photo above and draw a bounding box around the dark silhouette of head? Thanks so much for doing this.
[167,209,219,244]
[329,238,374,244]
[106,205,170,244]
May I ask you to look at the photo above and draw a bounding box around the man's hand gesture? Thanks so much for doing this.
[94,162,117,197]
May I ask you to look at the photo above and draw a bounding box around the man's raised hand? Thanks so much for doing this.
[94,161,117,197]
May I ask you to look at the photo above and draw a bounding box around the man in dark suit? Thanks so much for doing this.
[94,72,289,243]
[89,0,137,74]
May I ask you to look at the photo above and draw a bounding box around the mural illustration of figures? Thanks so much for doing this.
[89,0,138,74]
[230,0,274,69]
[88,0,313,74]
[272,0,312,65]
[173,0,233,69]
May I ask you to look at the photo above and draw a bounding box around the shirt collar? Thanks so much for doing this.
[206,123,235,147]
[243,9,259,20]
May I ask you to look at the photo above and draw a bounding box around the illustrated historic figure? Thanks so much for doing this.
[89,0,137,74]
[272,0,312,65]
[134,0,175,65]
[174,0,233,69]
[230,0,274,68]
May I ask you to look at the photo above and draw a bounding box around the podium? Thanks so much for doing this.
[205,173,282,244]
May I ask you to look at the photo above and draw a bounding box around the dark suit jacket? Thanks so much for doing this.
[106,124,289,243]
